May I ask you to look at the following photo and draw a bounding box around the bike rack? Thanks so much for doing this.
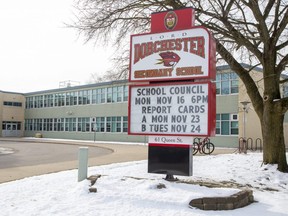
[255,138,263,152]
[238,137,262,153]
[238,137,247,153]
[247,138,253,151]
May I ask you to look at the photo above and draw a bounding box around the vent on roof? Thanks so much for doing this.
[59,80,80,88]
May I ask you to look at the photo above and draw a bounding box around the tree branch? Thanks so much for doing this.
[280,78,288,84]
[272,5,288,44]
[276,54,288,75]
[215,39,264,117]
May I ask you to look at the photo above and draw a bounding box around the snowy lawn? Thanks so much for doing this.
[0,153,287,216]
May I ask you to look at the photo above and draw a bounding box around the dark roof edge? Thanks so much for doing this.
[0,90,25,95]
[216,63,263,72]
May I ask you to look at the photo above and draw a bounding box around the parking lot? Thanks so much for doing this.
[0,138,148,183]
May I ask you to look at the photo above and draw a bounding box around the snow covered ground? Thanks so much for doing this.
[0,152,287,216]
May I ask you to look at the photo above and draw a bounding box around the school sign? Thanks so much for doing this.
[128,8,216,177]
[129,8,216,137]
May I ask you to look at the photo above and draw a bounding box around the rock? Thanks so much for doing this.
[156,183,166,189]
[87,174,101,186]
[89,187,97,193]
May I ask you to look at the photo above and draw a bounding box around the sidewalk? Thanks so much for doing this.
[0,138,236,183]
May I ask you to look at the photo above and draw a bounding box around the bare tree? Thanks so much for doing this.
[70,0,288,172]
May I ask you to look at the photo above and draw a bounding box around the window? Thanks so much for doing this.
[123,86,128,101]
[106,117,123,132]
[77,117,90,132]
[54,93,65,107]
[78,91,83,105]
[106,86,124,103]
[34,96,43,108]
[92,88,106,104]
[65,91,77,106]
[25,119,33,131]
[35,119,43,131]
[115,116,122,132]
[216,72,239,95]
[66,92,72,106]
[117,86,123,102]
[96,117,105,132]
[54,118,64,131]
[91,89,97,104]
[26,97,34,109]
[73,92,78,105]
[112,87,118,102]
[216,113,238,135]
[78,90,90,105]
[230,73,239,94]
[106,117,112,132]
[107,87,112,103]
[100,88,106,103]
[43,118,53,131]
[44,94,54,107]
[54,94,60,107]
[3,101,23,107]
[123,116,128,132]
[65,118,76,131]
[92,89,100,104]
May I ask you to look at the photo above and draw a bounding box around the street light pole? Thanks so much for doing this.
[240,101,251,139]
[240,101,250,154]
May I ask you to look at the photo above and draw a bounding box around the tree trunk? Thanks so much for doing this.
[262,101,288,172]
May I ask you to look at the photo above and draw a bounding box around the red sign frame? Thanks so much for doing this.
[151,8,195,33]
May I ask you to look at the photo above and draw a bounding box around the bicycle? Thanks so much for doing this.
[192,137,215,155]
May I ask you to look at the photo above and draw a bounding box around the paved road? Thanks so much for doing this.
[0,141,112,169]
[0,138,148,183]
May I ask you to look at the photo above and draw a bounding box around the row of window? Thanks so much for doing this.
[216,113,238,135]
[25,73,240,109]
[25,116,128,133]
[3,101,22,107]
[26,85,128,109]
[24,114,237,135]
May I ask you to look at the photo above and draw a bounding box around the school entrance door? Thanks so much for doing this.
[2,121,22,137]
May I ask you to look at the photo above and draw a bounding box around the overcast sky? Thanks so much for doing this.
[0,0,113,93]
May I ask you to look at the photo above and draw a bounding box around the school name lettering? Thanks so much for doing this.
[133,36,205,64]
[134,66,203,79]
